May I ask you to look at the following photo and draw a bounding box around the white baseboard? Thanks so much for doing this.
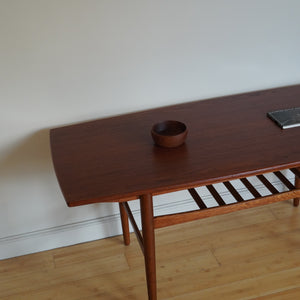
[0,176,295,260]
[0,213,127,260]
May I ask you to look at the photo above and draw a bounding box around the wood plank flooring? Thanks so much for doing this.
[1,200,300,299]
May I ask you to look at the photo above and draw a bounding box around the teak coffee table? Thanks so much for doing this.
[50,85,300,300]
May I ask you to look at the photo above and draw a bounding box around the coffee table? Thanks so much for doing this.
[50,84,300,299]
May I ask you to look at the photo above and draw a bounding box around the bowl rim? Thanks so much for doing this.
[151,120,187,137]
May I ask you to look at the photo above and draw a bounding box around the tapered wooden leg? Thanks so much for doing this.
[140,194,157,300]
[294,168,300,207]
[119,202,130,245]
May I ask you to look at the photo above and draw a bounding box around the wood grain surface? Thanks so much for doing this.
[2,201,300,300]
[50,85,300,206]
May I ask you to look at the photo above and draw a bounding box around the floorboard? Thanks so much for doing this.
[1,201,300,299]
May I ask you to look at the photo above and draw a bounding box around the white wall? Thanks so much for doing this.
[1,0,300,259]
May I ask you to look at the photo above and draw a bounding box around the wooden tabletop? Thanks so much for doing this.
[50,85,300,206]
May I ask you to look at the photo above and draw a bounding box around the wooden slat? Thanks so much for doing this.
[290,168,300,179]
[240,178,262,198]
[274,171,295,190]
[188,188,207,209]
[206,185,226,206]
[223,181,244,202]
[257,174,279,194]
[122,202,144,253]
[154,189,300,228]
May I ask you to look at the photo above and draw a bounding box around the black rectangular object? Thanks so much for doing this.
[267,107,300,129]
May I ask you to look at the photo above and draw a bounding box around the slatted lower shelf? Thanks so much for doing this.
[154,168,300,229]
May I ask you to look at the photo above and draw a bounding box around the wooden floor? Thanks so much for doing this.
[1,201,300,299]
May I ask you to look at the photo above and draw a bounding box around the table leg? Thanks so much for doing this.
[294,168,300,207]
[119,203,130,245]
[140,194,157,300]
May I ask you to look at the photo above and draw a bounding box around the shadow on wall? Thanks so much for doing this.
[0,129,56,242]
[0,129,120,249]
[0,129,52,179]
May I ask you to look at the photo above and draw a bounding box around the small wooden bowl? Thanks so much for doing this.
[151,120,188,148]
